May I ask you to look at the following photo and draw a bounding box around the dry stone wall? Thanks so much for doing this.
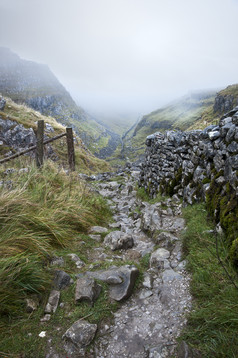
[139,107,238,263]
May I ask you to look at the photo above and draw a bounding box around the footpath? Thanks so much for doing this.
[45,168,192,358]
[91,168,192,358]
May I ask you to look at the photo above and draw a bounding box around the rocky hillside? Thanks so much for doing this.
[0,47,121,158]
[0,95,110,173]
[188,84,238,130]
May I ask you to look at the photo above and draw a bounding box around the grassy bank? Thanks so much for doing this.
[180,203,238,357]
[0,162,112,318]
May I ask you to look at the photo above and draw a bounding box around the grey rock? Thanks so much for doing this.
[177,340,202,358]
[104,230,134,250]
[53,270,71,290]
[142,273,153,289]
[230,154,238,169]
[40,314,51,322]
[45,290,60,313]
[139,289,153,299]
[26,298,39,313]
[67,253,85,269]
[0,96,6,110]
[89,226,108,234]
[63,320,97,353]
[75,276,102,305]
[89,234,101,242]
[86,265,139,301]
[150,248,170,269]
[208,130,220,140]
[227,141,238,153]
[162,269,183,282]
[50,256,65,267]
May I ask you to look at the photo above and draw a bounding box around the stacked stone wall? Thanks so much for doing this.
[139,106,238,264]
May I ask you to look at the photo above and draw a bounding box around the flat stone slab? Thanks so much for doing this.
[162,269,183,282]
[86,265,139,301]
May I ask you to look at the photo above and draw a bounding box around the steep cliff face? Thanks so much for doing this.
[213,85,238,114]
[0,47,120,158]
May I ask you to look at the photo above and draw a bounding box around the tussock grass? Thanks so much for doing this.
[0,161,111,316]
[181,203,238,357]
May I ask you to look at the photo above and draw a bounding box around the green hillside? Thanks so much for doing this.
[122,90,216,160]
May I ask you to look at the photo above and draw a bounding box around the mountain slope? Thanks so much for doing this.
[122,90,217,160]
[0,47,121,158]
[188,84,238,130]
[0,96,110,173]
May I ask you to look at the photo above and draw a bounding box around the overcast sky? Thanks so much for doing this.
[0,0,238,118]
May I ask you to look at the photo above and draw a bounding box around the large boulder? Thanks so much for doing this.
[86,265,139,301]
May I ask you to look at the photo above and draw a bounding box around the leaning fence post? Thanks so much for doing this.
[66,127,75,171]
[36,120,44,168]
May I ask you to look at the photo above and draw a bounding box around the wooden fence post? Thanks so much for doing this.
[66,127,75,171]
[36,120,44,168]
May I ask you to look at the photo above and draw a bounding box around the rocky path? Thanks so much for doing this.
[44,168,192,358]
[91,169,192,358]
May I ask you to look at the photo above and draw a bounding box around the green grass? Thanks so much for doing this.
[180,203,238,357]
[136,186,167,203]
[0,161,112,317]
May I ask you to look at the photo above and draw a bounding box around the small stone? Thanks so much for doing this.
[75,276,102,305]
[39,331,46,338]
[45,290,60,314]
[150,248,170,269]
[89,226,108,234]
[139,289,153,299]
[50,256,64,267]
[89,234,102,241]
[67,253,85,268]
[142,273,153,289]
[40,314,51,322]
[53,270,71,290]
[26,298,39,313]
